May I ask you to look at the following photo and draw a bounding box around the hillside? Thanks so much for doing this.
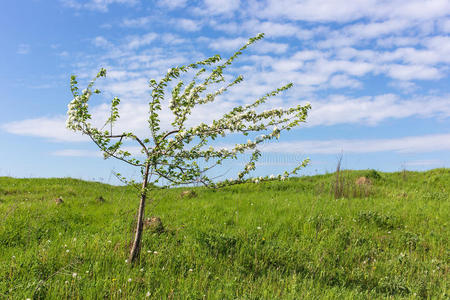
[0,169,448,299]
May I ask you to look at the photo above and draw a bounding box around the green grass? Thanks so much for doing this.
[0,169,448,299]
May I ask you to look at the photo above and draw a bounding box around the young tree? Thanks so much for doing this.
[66,33,311,264]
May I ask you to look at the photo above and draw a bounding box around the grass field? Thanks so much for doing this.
[0,169,448,299]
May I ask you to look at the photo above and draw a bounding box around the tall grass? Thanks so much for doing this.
[330,156,377,199]
[0,169,449,299]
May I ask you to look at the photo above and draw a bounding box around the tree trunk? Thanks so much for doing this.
[128,162,150,264]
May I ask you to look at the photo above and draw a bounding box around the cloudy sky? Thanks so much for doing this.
[1,0,449,182]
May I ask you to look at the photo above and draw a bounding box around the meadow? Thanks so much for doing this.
[0,169,448,299]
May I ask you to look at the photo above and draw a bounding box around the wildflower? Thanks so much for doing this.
[257,226,262,230]
[146,291,151,297]
[153,251,158,254]
[188,268,193,272]
[128,278,132,282]
[108,240,112,243]
[12,256,15,259]
[65,281,69,284]
[125,259,128,263]
[147,250,151,253]
[66,250,69,253]
[72,273,77,278]
[140,268,144,272]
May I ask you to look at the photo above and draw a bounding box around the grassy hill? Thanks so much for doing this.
[0,169,448,299]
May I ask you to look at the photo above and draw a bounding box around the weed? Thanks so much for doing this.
[0,169,448,298]
[357,210,402,230]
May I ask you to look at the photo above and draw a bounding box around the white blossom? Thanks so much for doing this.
[65,34,311,264]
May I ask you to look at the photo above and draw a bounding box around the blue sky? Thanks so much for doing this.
[1,0,449,183]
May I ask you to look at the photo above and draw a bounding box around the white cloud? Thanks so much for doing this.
[121,16,152,27]
[328,74,362,89]
[50,133,450,158]
[1,117,88,142]
[157,0,187,9]
[207,37,288,54]
[425,36,450,58]
[92,36,111,48]
[52,149,102,157]
[307,94,450,126]
[385,0,450,20]
[200,0,240,15]
[174,18,202,32]
[4,93,449,143]
[376,37,421,48]
[242,20,300,37]
[17,44,31,55]
[438,18,450,33]
[385,64,441,81]
[126,33,158,49]
[272,59,303,72]
[254,0,374,22]
[261,133,450,154]
[388,80,418,93]
[212,19,315,40]
[252,0,450,23]
[253,41,289,54]
[62,0,139,12]
[208,37,247,51]
[403,159,447,167]
[161,33,188,45]
[345,19,410,39]
[32,2,450,150]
